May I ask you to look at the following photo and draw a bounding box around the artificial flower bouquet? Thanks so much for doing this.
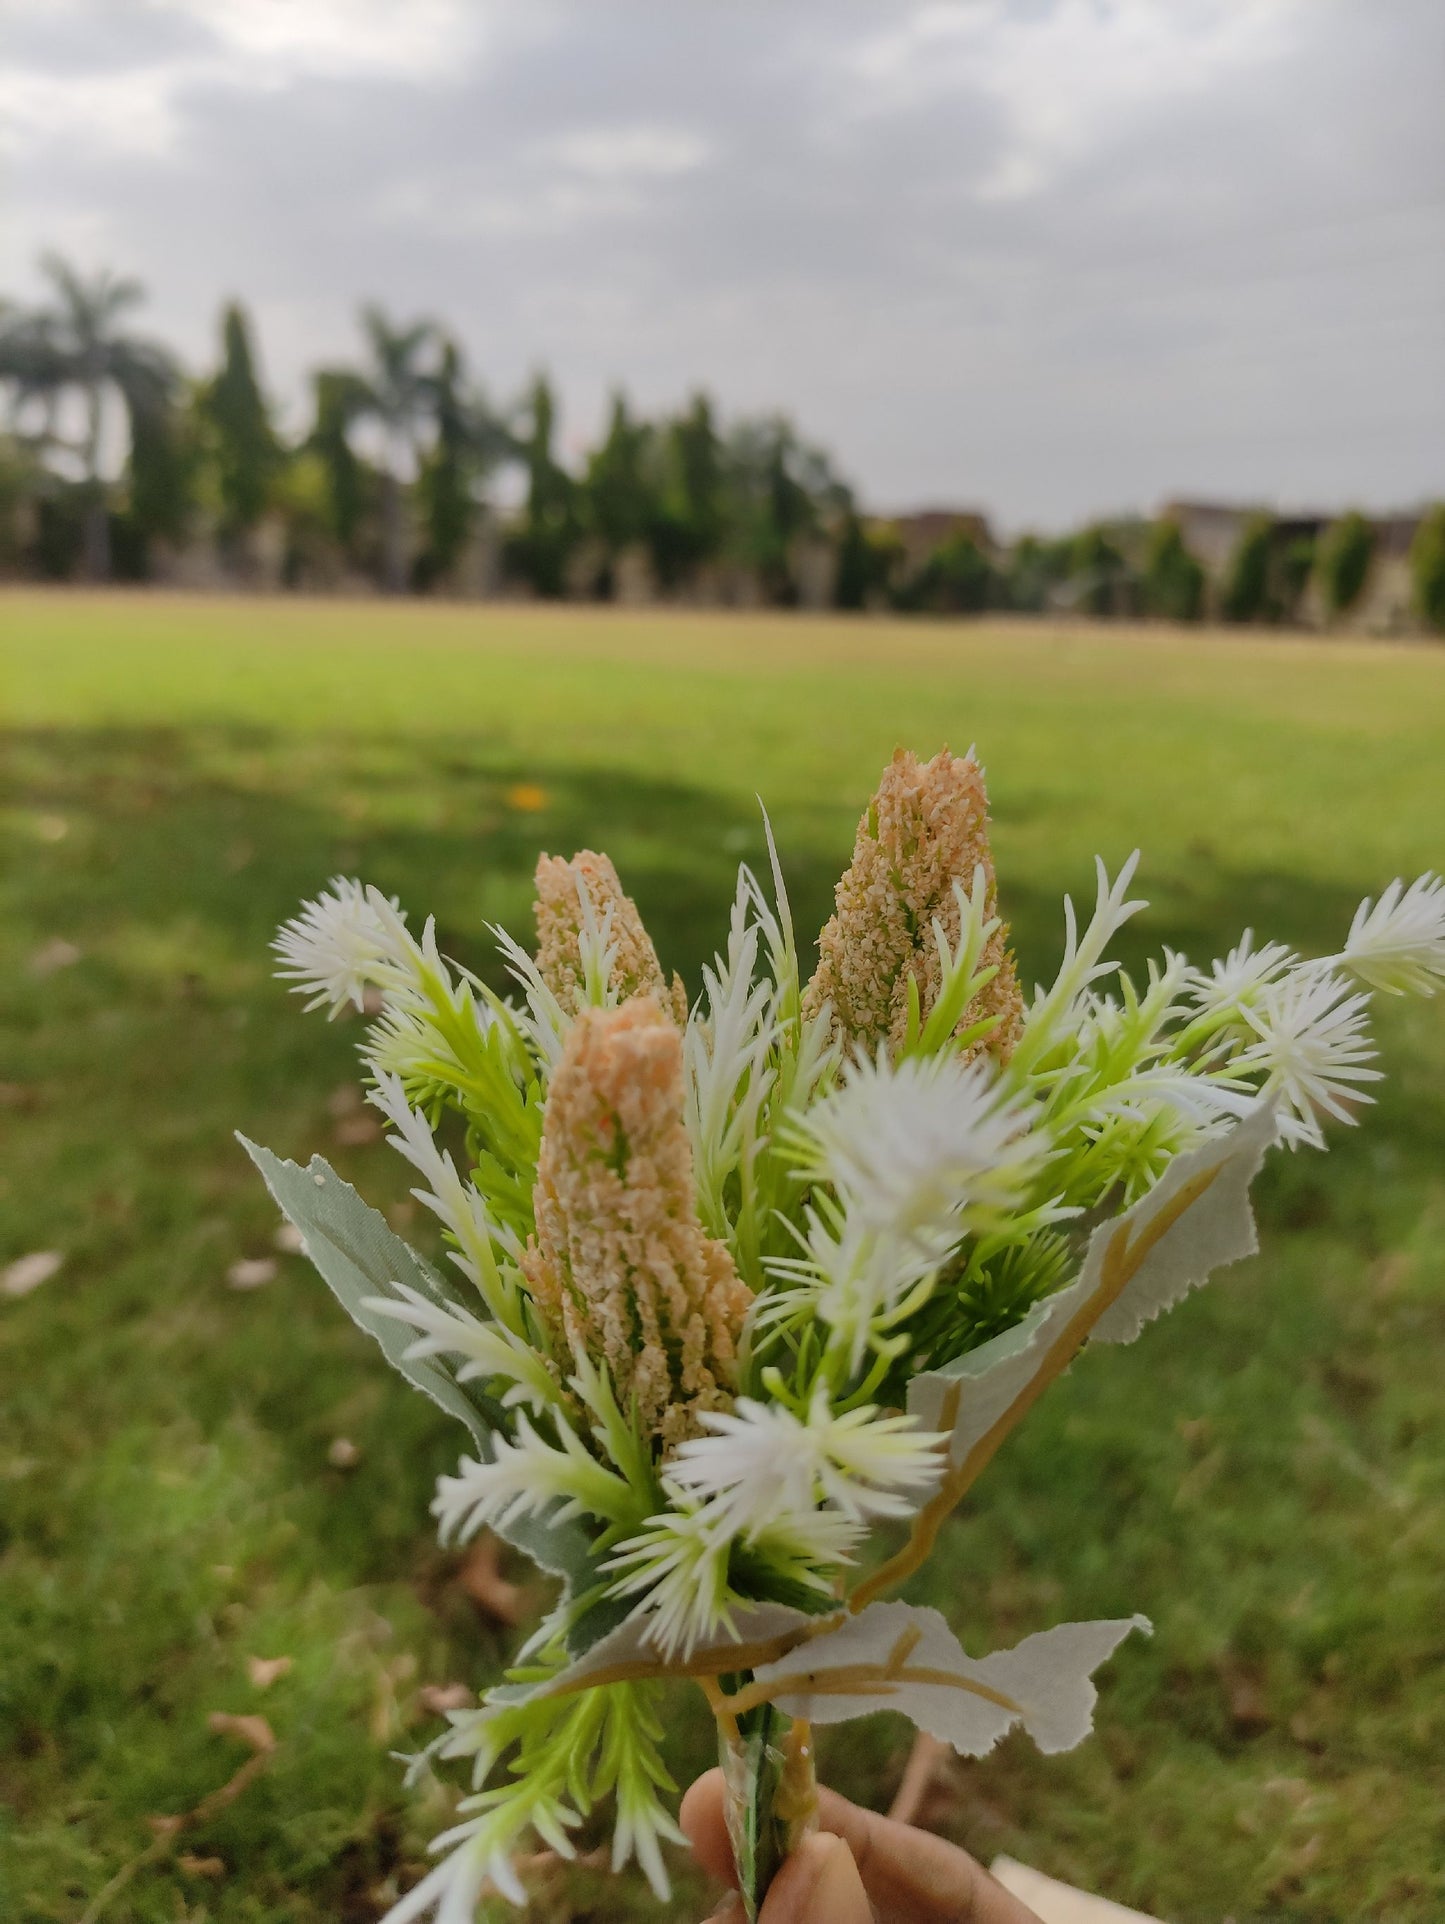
[245,748,1443,1920]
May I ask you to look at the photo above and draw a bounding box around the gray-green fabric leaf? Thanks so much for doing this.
[752,1601,1149,1756]
[238,1136,599,1601]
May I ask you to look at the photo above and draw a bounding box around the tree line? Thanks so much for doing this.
[2,255,1442,632]
[0,257,851,603]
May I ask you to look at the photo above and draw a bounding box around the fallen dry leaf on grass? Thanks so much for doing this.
[369,1652,419,1743]
[2,1250,64,1298]
[85,1714,279,1924]
[177,1853,226,1879]
[327,1086,382,1142]
[30,938,82,976]
[225,1256,277,1291]
[417,1681,474,1715]
[247,1655,293,1690]
[206,1712,276,1754]
[458,1534,527,1625]
[1216,1656,1273,1736]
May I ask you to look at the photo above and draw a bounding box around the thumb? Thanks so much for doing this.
[760,1833,873,1924]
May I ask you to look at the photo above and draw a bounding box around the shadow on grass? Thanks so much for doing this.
[7,719,1442,1250]
[1,717,1409,976]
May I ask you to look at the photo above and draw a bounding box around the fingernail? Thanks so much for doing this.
[771,1834,871,1923]
[809,1836,871,1921]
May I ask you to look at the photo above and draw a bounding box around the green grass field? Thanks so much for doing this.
[3,592,1443,1923]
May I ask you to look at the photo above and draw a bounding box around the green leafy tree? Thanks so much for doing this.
[1221,514,1276,623]
[1004,534,1046,613]
[0,431,43,572]
[273,451,342,586]
[0,255,177,579]
[196,302,280,552]
[671,394,725,555]
[834,514,903,610]
[722,415,848,604]
[1141,520,1205,622]
[117,393,201,575]
[647,392,725,590]
[414,338,507,591]
[1003,533,1073,613]
[1410,504,1445,635]
[506,374,579,599]
[584,391,656,582]
[1068,524,1134,617]
[900,530,996,615]
[307,368,373,557]
[1317,511,1375,620]
[1278,534,1317,623]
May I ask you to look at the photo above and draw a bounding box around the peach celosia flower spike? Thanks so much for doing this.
[804,747,1024,1063]
[533,849,688,1023]
[522,996,753,1450]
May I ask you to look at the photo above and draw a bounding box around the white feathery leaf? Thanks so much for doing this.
[363,1283,555,1411]
[1335,873,1445,997]
[1012,853,1146,1073]
[273,876,411,1015]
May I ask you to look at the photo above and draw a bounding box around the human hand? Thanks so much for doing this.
[680,1768,1044,1923]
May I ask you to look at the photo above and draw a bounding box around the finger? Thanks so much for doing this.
[681,1769,1040,1924]
[680,1767,738,1888]
[809,1788,1041,1924]
[761,1834,874,1924]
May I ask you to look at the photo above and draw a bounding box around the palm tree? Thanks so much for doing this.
[352,306,440,593]
[0,255,177,579]
[414,337,511,589]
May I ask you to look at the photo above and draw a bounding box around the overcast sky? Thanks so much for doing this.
[3,0,1442,528]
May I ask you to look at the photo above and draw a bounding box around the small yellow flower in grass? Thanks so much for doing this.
[522,997,753,1449]
[505,782,549,813]
[533,849,688,1022]
[805,747,1024,1062]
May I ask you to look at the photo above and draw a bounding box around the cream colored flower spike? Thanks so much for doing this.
[522,997,753,1449]
[804,747,1024,1063]
[534,849,688,1023]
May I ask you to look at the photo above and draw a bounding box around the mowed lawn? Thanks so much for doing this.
[2,591,1443,1924]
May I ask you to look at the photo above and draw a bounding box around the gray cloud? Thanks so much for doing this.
[2,0,1441,526]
